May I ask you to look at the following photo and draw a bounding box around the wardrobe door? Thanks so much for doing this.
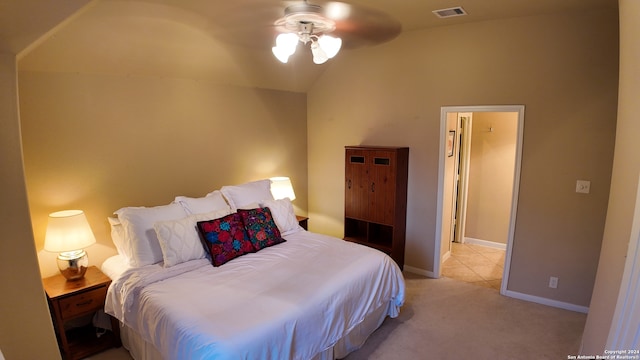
[368,150,397,225]
[345,149,368,220]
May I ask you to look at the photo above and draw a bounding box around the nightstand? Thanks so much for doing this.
[43,266,121,360]
[296,215,309,230]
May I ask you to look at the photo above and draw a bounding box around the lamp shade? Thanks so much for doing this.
[44,210,96,252]
[270,177,296,201]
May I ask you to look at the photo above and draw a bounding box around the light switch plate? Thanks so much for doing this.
[576,180,591,194]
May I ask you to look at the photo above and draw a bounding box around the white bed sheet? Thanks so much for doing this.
[101,253,129,281]
[104,230,405,360]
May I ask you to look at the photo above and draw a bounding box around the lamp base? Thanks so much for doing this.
[57,250,89,281]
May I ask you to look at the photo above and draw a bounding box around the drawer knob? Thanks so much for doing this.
[76,299,93,307]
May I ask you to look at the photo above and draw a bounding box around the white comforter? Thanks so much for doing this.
[105,230,405,360]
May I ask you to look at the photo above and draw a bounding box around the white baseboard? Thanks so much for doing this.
[442,250,451,263]
[504,289,589,313]
[404,265,588,313]
[464,237,507,250]
[403,265,436,278]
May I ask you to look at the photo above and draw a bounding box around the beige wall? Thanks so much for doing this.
[581,0,640,352]
[308,9,618,306]
[16,0,324,94]
[18,71,308,276]
[465,112,517,245]
[0,55,60,359]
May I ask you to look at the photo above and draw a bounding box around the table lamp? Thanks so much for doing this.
[270,176,296,201]
[44,210,96,281]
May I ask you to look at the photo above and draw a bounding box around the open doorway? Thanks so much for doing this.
[435,105,524,295]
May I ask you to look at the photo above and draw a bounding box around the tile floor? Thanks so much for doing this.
[441,242,506,290]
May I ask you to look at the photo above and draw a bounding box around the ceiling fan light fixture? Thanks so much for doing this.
[276,32,299,51]
[318,35,341,58]
[272,46,292,63]
[273,2,342,65]
[272,33,299,63]
[310,41,329,64]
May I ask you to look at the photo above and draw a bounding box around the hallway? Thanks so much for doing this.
[442,242,505,290]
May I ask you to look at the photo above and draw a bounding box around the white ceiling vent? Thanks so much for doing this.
[432,6,467,18]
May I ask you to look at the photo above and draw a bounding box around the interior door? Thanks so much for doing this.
[345,149,368,220]
[454,113,472,243]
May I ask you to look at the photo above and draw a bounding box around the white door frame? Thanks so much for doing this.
[606,173,640,349]
[434,105,525,296]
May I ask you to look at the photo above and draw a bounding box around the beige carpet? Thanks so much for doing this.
[344,272,586,360]
[89,272,586,360]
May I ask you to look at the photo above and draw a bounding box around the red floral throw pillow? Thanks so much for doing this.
[238,207,286,251]
[196,212,255,266]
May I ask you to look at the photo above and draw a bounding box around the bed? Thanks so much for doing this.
[102,179,405,360]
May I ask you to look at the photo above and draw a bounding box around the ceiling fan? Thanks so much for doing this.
[271,0,401,64]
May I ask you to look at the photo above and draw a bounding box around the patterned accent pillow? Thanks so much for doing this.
[238,207,286,251]
[196,213,255,266]
[260,198,300,235]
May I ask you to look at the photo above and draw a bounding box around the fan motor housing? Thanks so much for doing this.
[276,3,336,34]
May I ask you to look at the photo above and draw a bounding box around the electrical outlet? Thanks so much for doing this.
[576,180,591,194]
[549,276,559,289]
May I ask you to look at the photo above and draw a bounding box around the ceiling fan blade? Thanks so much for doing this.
[173,0,401,50]
[278,1,401,49]
[326,2,402,49]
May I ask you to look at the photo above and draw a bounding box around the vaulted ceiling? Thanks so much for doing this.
[3,0,617,92]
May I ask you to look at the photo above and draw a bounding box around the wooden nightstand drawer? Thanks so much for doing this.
[43,267,121,360]
[59,286,107,320]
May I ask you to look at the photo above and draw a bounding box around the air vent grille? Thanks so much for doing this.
[432,6,467,18]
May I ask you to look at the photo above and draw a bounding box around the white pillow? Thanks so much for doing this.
[220,179,274,210]
[114,203,188,268]
[260,198,301,236]
[175,190,230,215]
[154,209,233,267]
[107,216,129,263]
[236,202,261,210]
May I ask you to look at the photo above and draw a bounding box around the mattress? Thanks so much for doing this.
[104,229,405,360]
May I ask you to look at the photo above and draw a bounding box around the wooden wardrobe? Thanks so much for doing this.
[344,146,409,269]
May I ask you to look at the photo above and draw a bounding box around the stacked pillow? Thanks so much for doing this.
[154,209,233,267]
[219,179,274,210]
[109,179,302,269]
[174,190,228,215]
[114,203,189,268]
